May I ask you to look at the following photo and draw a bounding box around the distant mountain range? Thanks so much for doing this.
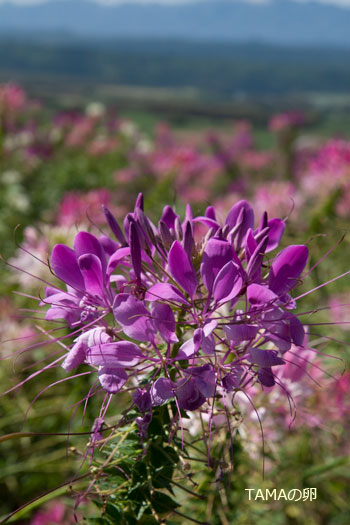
[1,0,350,46]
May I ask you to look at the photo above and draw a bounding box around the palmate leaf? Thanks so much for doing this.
[86,405,184,523]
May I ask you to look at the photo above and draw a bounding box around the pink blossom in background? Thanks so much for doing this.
[329,294,350,330]
[87,136,118,156]
[53,110,82,128]
[0,298,36,358]
[65,117,95,147]
[336,181,350,218]
[114,168,137,184]
[239,150,275,172]
[57,189,113,226]
[207,121,254,170]
[334,373,350,421]
[0,83,27,115]
[180,185,211,203]
[132,143,223,203]
[252,181,301,219]
[300,139,350,199]
[213,192,243,221]
[269,111,306,133]
[31,501,77,525]
[154,122,175,150]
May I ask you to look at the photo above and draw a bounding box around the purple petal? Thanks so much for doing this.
[42,291,78,306]
[150,378,174,406]
[269,245,309,295]
[224,323,258,343]
[200,238,234,294]
[150,302,178,344]
[133,389,152,413]
[183,220,194,258]
[213,261,243,303]
[107,247,131,278]
[135,207,157,247]
[98,367,128,393]
[192,216,220,232]
[78,254,105,298]
[123,213,134,244]
[177,338,197,359]
[86,341,144,367]
[185,203,193,223]
[245,228,257,262]
[177,328,203,359]
[51,244,85,291]
[134,192,144,211]
[102,205,127,245]
[62,341,86,371]
[99,235,119,257]
[145,283,189,306]
[246,235,268,283]
[130,221,142,279]
[262,309,292,352]
[203,319,218,337]
[265,218,285,252]
[225,200,254,247]
[202,335,216,355]
[205,206,217,221]
[258,367,275,387]
[176,377,206,411]
[226,200,254,231]
[247,284,279,306]
[222,366,244,391]
[74,231,106,273]
[168,241,198,299]
[159,220,174,249]
[45,306,80,326]
[288,314,305,346]
[161,205,178,229]
[186,364,216,397]
[113,293,156,342]
[248,348,285,367]
[85,327,111,347]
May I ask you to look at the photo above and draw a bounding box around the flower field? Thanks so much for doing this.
[0,83,349,525]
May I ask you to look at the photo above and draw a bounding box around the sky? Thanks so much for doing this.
[1,0,350,7]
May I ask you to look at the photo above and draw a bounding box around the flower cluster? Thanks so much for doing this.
[38,194,313,437]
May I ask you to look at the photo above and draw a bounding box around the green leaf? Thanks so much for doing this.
[138,515,159,525]
[303,457,350,479]
[104,502,123,521]
[150,491,180,515]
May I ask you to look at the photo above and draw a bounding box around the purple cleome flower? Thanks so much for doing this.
[37,195,315,431]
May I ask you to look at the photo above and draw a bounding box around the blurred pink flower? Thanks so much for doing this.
[329,294,350,330]
[31,501,77,525]
[239,150,275,171]
[87,137,118,156]
[57,189,112,226]
[115,168,136,184]
[252,181,301,219]
[0,83,27,113]
[269,111,305,132]
[65,117,95,147]
[300,140,350,202]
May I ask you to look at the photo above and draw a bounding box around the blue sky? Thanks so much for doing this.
[0,0,350,7]
[1,0,350,5]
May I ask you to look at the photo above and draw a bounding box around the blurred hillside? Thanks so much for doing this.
[1,38,350,100]
[1,0,350,46]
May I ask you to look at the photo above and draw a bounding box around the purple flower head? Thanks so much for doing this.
[11,192,347,462]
